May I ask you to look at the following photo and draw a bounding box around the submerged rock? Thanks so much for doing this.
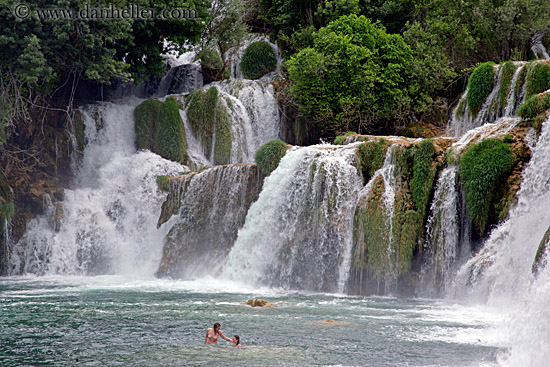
[246,298,274,307]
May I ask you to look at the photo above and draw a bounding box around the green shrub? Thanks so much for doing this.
[333,131,357,145]
[357,139,389,183]
[240,41,277,79]
[255,140,288,175]
[198,48,225,81]
[525,62,550,98]
[517,92,550,120]
[213,104,232,165]
[410,139,436,215]
[134,99,188,164]
[459,138,514,233]
[498,62,517,108]
[466,62,495,113]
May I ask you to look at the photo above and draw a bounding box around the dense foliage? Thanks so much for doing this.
[525,62,550,98]
[134,98,188,164]
[240,41,277,79]
[286,15,420,137]
[254,139,288,175]
[459,139,514,234]
[466,62,495,113]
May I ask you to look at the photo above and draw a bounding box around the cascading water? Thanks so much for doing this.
[10,100,186,276]
[181,80,281,168]
[155,164,264,279]
[422,166,462,292]
[531,32,550,60]
[221,144,363,293]
[448,62,528,137]
[451,115,550,365]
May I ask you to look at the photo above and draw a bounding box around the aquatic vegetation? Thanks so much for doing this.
[240,41,277,79]
[213,103,232,165]
[498,61,517,108]
[459,138,514,233]
[525,62,550,98]
[357,139,389,183]
[134,99,188,164]
[254,140,288,175]
[466,62,495,113]
[410,139,436,217]
[333,131,357,145]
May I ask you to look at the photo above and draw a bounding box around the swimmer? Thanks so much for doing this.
[205,323,232,344]
[232,335,242,347]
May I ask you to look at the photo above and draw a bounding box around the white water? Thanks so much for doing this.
[450,116,550,366]
[531,32,550,60]
[10,100,186,276]
[423,166,459,282]
[222,144,363,293]
[449,63,528,137]
[182,80,280,168]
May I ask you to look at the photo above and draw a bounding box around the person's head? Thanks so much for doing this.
[233,335,240,345]
[213,323,221,334]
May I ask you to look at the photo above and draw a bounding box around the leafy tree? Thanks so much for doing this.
[286,15,416,137]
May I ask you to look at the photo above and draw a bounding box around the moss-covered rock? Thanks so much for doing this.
[198,48,227,82]
[254,140,289,175]
[333,132,357,145]
[134,98,188,164]
[459,138,514,234]
[525,61,550,98]
[240,41,277,79]
[186,87,233,164]
[517,91,550,131]
[498,61,518,109]
[156,164,265,279]
[467,62,495,113]
[410,139,436,219]
[356,139,389,184]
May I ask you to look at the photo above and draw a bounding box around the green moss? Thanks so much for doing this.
[525,62,550,98]
[410,139,436,216]
[240,41,277,79]
[156,176,170,192]
[467,62,495,113]
[134,99,162,150]
[134,99,188,164]
[498,62,517,108]
[333,131,357,145]
[397,210,418,275]
[213,103,232,165]
[459,138,514,234]
[255,140,288,175]
[73,110,86,151]
[357,139,389,183]
[198,48,225,81]
[517,92,550,121]
[186,87,219,155]
[533,226,550,275]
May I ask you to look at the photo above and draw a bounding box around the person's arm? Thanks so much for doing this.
[218,330,232,342]
[205,329,209,343]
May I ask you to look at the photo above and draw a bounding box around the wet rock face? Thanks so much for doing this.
[159,64,204,96]
[156,164,264,279]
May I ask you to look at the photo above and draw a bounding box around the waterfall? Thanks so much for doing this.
[221,144,363,293]
[182,80,281,168]
[449,116,550,365]
[347,146,402,295]
[422,166,463,292]
[531,32,550,60]
[454,116,550,300]
[448,63,528,137]
[10,100,186,276]
[156,164,264,279]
